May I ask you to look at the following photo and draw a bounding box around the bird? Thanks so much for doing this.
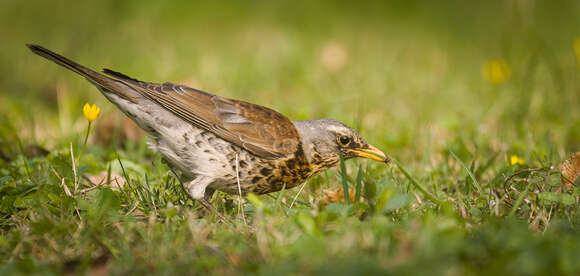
[26,44,390,214]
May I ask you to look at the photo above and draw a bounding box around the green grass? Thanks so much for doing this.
[1,0,580,274]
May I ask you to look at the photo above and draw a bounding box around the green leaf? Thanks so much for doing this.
[383,194,413,212]
[295,212,320,236]
[88,188,121,223]
[469,207,482,217]
[325,203,351,217]
[538,192,576,206]
[246,193,264,209]
[162,207,178,218]
[376,188,394,211]
[13,195,36,208]
[364,173,377,203]
[0,176,13,189]
[560,194,575,205]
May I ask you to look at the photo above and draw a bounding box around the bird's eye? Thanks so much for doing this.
[338,135,351,146]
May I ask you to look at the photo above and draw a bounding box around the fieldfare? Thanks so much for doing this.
[27,44,390,212]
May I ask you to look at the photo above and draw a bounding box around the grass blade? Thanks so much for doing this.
[449,150,482,192]
[275,183,286,212]
[355,164,363,203]
[508,183,532,217]
[396,162,444,206]
[339,153,350,204]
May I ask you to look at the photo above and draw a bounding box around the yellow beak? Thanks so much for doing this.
[349,145,390,163]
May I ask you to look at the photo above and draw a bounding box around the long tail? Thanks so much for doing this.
[26,44,137,102]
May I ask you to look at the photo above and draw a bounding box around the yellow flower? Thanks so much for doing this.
[83,103,100,122]
[574,38,580,67]
[510,155,525,166]
[482,59,511,85]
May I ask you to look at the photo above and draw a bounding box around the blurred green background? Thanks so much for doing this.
[2,0,579,154]
[1,0,580,274]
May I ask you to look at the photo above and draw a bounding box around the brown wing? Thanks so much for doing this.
[103,69,300,159]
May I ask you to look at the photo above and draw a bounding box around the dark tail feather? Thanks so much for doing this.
[103,68,141,83]
[26,44,136,102]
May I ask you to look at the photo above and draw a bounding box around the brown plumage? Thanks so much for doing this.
[560,152,580,190]
[27,44,390,214]
[103,69,301,159]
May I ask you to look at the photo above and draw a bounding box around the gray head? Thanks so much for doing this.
[292,119,389,168]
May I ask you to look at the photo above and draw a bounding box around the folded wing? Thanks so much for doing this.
[103,69,300,159]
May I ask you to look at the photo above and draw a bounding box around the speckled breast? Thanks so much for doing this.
[216,145,314,195]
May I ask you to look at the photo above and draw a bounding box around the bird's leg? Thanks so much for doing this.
[204,188,216,201]
[182,176,227,222]
[162,166,227,221]
[166,163,228,222]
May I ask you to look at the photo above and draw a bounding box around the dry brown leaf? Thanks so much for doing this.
[559,152,580,190]
[88,171,126,191]
[322,187,358,204]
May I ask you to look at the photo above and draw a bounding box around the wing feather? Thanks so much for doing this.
[103,69,299,159]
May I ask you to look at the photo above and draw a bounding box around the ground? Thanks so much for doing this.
[1,1,580,275]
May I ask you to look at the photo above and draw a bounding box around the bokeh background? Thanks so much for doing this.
[1,0,580,274]
[2,0,579,154]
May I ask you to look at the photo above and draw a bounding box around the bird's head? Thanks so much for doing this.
[293,119,390,168]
